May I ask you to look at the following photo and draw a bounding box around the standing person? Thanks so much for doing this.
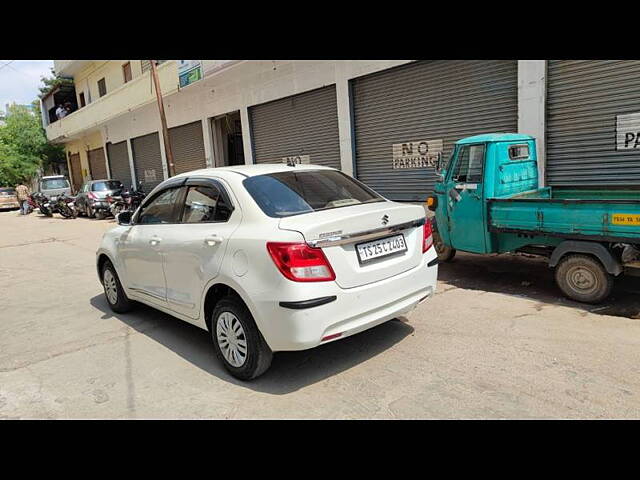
[15,181,30,215]
[55,104,66,120]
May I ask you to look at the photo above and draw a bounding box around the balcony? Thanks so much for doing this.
[45,61,178,143]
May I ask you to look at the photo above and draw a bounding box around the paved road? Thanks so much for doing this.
[1,210,639,419]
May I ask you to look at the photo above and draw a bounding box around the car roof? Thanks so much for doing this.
[173,163,337,180]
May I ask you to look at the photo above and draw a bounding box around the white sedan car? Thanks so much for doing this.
[97,164,438,380]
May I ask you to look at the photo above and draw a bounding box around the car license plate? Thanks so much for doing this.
[356,234,407,264]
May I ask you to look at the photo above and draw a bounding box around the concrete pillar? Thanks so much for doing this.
[335,67,355,176]
[126,139,137,189]
[103,143,112,179]
[201,117,215,168]
[240,106,254,165]
[157,127,169,180]
[518,60,547,186]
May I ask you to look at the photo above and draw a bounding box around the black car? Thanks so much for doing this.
[75,180,124,219]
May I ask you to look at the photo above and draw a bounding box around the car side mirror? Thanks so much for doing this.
[117,211,132,225]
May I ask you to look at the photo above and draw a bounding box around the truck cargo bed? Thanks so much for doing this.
[488,188,640,243]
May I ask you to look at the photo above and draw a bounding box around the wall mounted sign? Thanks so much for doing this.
[616,112,640,150]
[178,60,203,88]
[144,169,157,183]
[392,139,443,169]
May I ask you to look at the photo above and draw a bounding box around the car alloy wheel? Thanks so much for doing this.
[216,311,248,368]
[103,268,118,305]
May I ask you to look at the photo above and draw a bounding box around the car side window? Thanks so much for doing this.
[181,184,232,223]
[137,187,182,225]
[452,144,485,183]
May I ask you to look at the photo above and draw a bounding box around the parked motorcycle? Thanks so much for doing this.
[30,192,53,216]
[55,192,77,218]
[107,182,146,218]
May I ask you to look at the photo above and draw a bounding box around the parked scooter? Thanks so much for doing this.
[55,192,77,218]
[30,192,53,216]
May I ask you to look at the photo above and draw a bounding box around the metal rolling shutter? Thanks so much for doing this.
[168,121,206,175]
[107,141,133,189]
[69,153,82,193]
[546,60,640,186]
[249,85,341,169]
[352,60,518,201]
[131,132,164,192]
[88,147,108,180]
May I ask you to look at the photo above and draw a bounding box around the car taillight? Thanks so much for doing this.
[423,219,434,253]
[88,192,97,200]
[266,242,336,282]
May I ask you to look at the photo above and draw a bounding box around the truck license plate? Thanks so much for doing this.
[612,214,640,226]
[356,234,407,264]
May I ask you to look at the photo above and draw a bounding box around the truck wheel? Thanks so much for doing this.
[211,296,273,381]
[555,254,613,304]
[433,231,456,262]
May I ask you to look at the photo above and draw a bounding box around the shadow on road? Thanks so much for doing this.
[438,252,640,319]
[89,294,414,394]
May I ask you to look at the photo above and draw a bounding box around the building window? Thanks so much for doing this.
[141,60,166,74]
[79,92,86,108]
[122,62,132,83]
[97,78,107,98]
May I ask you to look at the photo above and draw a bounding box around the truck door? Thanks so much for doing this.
[444,143,487,253]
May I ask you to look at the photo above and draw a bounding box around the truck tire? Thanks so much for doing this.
[211,295,273,381]
[434,231,456,262]
[554,254,613,304]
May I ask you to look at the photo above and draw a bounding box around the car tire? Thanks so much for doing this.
[211,296,273,381]
[102,260,133,313]
[554,254,613,304]
[433,231,456,262]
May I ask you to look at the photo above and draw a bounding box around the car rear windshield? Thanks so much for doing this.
[243,170,384,218]
[0,188,16,195]
[41,178,69,190]
[92,181,123,191]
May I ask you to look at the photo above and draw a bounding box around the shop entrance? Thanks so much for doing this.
[211,111,245,167]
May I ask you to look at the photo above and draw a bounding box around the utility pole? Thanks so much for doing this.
[150,60,176,177]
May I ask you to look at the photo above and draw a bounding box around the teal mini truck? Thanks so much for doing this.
[428,133,640,304]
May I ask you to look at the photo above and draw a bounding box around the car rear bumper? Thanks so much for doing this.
[0,202,20,209]
[253,248,438,351]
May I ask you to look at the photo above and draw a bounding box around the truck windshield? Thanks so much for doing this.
[243,170,384,218]
[41,178,70,190]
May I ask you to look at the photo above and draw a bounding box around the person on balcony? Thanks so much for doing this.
[56,104,67,120]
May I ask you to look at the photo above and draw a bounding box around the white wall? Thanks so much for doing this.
[102,60,414,176]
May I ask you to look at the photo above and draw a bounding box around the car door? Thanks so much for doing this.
[160,178,241,320]
[444,143,487,253]
[118,184,185,307]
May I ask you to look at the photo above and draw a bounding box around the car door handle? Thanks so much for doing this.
[149,236,162,246]
[204,235,223,246]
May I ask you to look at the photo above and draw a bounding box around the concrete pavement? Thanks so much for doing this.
[1,209,639,419]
